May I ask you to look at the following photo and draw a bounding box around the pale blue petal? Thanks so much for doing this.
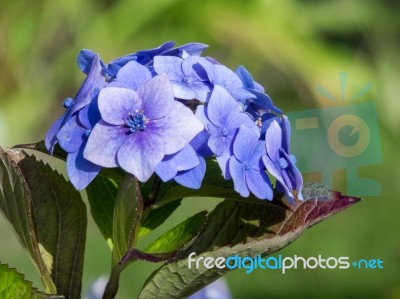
[45,115,64,154]
[207,85,240,127]
[84,121,127,167]
[265,120,282,161]
[117,131,165,182]
[153,56,183,81]
[233,125,260,163]
[228,86,256,101]
[171,81,197,99]
[175,156,206,189]
[98,87,140,125]
[281,116,291,153]
[155,145,199,181]
[67,146,101,190]
[139,74,174,120]
[116,61,152,90]
[226,112,259,139]
[66,55,106,118]
[229,157,249,197]
[155,161,177,182]
[216,147,232,179]
[246,168,273,200]
[153,101,203,155]
[235,66,255,89]
[57,115,86,153]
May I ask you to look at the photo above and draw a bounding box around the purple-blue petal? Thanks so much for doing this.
[67,146,101,190]
[153,56,183,81]
[229,157,249,197]
[115,61,153,90]
[190,130,213,157]
[281,116,291,153]
[216,147,232,180]
[207,85,241,128]
[117,131,165,182]
[138,74,174,120]
[98,87,140,125]
[235,66,255,89]
[84,121,127,167]
[232,124,260,163]
[152,101,203,155]
[155,161,177,182]
[175,155,206,189]
[77,49,100,75]
[246,168,273,200]
[171,81,197,99]
[265,120,282,162]
[57,115,86,153]
[45,115,64,154]
[228,86,256,102]
[66,55,106,119]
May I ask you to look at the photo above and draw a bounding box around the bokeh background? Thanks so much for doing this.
[0,0,399,298]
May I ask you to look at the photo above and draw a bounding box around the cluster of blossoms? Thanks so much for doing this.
[45,41,303,201]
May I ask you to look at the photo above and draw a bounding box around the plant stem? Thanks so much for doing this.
[102,266,122,299]
[145,176,162,208]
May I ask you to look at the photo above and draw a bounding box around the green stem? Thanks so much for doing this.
[102,266,123,299]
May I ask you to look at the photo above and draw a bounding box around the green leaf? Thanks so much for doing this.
[86,176,117,249]
[0,147,56,293]
[138,200,182,238]
[138,184,361,299]
[112,174,143,266]
[0,148,87,298]
[144,211,207,254]
[13,141,67,161]
[0,264,59,299]
[0,263,62,299]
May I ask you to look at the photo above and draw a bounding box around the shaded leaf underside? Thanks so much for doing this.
[0,147,86,298]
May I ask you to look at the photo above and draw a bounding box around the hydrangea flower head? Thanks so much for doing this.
[45,41,303,204]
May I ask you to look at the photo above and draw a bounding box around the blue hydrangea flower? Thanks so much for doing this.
[83,74,204,182]
[153,55,212,101]
[57,101,102,190]
[235,66,283,128]
[77,42,208,80]
[45,55,106,153]
[196,85,259,179]
[229,125,273,200]
[262,116,303,202]
[107,60,152,90]
[201,63,255,103]
[155,144,200,182]
[172,130,211,189]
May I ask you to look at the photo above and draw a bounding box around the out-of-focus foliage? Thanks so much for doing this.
[0,0,399,298]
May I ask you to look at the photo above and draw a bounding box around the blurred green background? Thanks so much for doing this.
[0,0,399,298]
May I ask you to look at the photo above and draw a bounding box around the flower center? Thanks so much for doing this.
[221,127,229,137]
[125,110,148,133]
[243,162,251,171]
